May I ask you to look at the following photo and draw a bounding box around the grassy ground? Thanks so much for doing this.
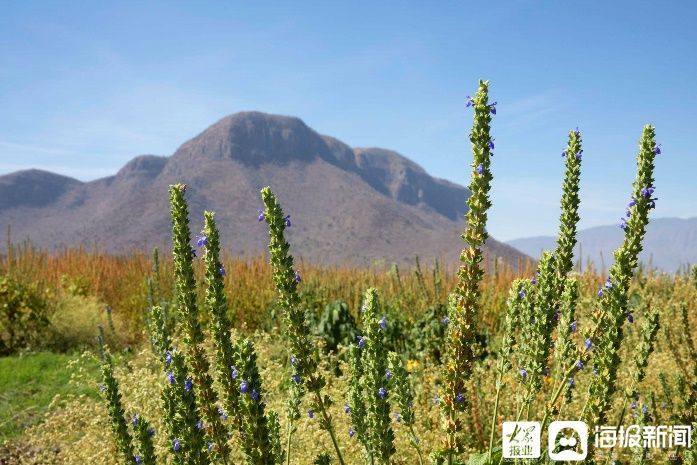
[0,352,100,443]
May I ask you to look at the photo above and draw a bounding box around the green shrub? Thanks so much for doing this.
[0,275,50,355]
[312,300,359,353]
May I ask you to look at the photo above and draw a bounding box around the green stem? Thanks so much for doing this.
[487,373,503,462]
[286,421,294,465]
[408,425,425,465]
[313,390,346,465]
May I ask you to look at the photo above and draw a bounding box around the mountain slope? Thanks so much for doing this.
[0,112,525,266]
[507,217,697,272]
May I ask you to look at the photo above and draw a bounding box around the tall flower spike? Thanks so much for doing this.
[96,327,135,464]
[441,80,495,459]
[132,414,157,465]
[553,278,579,403]
[168,185,229,461]
[201,211,244,451]
[361,288,396,463]
[586,125,659,427]
[347,344,371,457]
[388,352,424,464]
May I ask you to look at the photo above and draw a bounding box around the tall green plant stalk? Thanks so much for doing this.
[169,184,231,463]
[441,79,496,462]
[261,187,346,465]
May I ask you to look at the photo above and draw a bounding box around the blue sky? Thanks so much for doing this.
[1,1,695,241]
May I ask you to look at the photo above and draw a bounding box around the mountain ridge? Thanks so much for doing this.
[0,111,525,266]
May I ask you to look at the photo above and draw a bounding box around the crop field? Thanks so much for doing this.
[0,82,695,465]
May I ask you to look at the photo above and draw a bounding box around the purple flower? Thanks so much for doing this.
[132,415,138,426]
[385,370,392,381]
[208,443,214,453]
[357,336,365,349]
[167,371,175,384]
[605,278,613,289]
[393,412,402,422]
[627,310,634,324]
[570,321,578,333]
[240,380,249,394]
[100,384,106,392]
[597,287,604,297]
[378,387,387,399]
[284,215,292,228]
[456,392,465,403]
[433,395,440,405]
[184,378,193,392]
[344,403,351,414]
[574,127,580,136]
[257,210,265,222]
[575,151,582,161]
[576,360,584,370]
[441,316,449,325]
[518,289,526,299]
[488,139,495,150]
[219,265,226,276]
[585,338,593,350]
[620,218,627,230]
[466,96,474,107]
[520,368,528,380]
[654,144,661,155]
[290,355,297,365]
[135,455,142,464]
[489,102,497,114]
[348,427,355,438]
[641,186,655,198]
[631,400,637,410]
[568,377,575,387]
[196,235,208,247]
[197,420,203,430]
[530,277,537,285]
[477,163,484,175]
[292,374,301,384]
[642,405,649,414]
[173,438,181,452]
[219,407,228,420]
[231,366,238,379]
[561,150,567,158]
[251,389,260,401]
[628,198,636,207]
[308,409,314,419]
[147,427,155,437]
[295,271,302,282]
[165,351,173,366]
[553,311,559,321]
[379,316,387,330]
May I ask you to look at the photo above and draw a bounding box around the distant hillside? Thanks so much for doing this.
[0,111,525,267]
[507,217,697,272]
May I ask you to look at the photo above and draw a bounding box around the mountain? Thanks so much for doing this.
[507,217,697,273]
[0,111,525,266]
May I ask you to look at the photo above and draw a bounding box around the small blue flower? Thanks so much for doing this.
[167,371,175,384]
[530,277,537,285]
[251,389,260,401]
[631,400,637,409]
[284,215,292,228]
[489,101,497,114]
[585,338,593,350]
[258,210,265,222]
[208,443,214,452]
[628,198,637,207]
[568,377,575,387]
[456,392,465,403]
[488,139,495,150]
[219,265,226,276]
[385,370,392,381]
[561,150,567,158]
[292,374,301,384]
[627,310,635,324]
[132,415,138,426]
[393,412,402,423]
[642,405,649,414]
[295,271,302,282]
[477,163,484,175]
[598,287,604,297]
[197,420,203,430]
[570,321,578,333]
[173,438,181,452]
[135,455,142,464]
[240,380,249,394]
[605,278,613,289]
[654,144,661,155]
[184,378,193,392]
[219,407,228,420]
[378,387,387,399]
[518,289,526,299]
[344,403,350,414]
[574,127,580,136]
[466,96,474,107]
[641,186,655,198]
[357,336,365,349]
[147,426,155,437]
[553,311,559,321]
[290,355,297,365]
[100,384,106,392]
[348,427,355,438]
[576,360,584,370]
[165,351,173,366]
[441,316,449,325]
[520,368,528,380]
[196,235,208,247]
[379,316,387,330]
[308,409,314,419]
[432,395,440,405]
[231,366,238,379]
[191,248,197,258]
